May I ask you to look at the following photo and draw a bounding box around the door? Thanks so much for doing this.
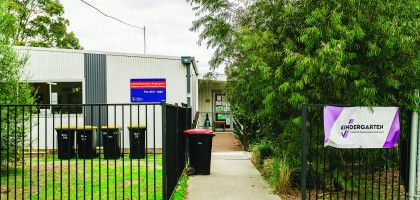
[213,92,232,130]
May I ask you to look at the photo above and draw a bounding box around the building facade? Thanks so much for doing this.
[15,46,232,150]
[17,46,198,149]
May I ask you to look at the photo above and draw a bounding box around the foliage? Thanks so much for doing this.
[251,140,275,167]
[188,0,420,189]
[0,1,35,168]
[251,142,292,194]
[262,158,291,194]
[5,0,81,49]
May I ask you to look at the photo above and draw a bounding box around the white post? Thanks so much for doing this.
[409,90,419,199]
[417,114,420,198]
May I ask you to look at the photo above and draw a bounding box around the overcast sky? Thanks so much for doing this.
[60,0,215,73]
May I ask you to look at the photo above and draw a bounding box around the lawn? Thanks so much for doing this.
[171,173,188,200]
[0,154,162,200]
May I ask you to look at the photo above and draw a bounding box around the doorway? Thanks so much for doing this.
[212,91,232,131]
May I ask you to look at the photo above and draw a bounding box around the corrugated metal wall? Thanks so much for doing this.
[84,53,107,140]
[84,53,107,104]
[106,54,187,104]
[106,54,188,148]
[16,46,195,149]
[16,47,84,82]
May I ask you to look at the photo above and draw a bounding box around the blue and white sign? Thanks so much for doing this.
[130,78,166,103]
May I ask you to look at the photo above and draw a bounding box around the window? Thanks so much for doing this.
[30,82,83,113]
[52,82,82,113]
[31,83,50,105]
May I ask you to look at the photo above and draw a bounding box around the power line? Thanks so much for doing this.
[79,0,147,53]
[80,0,144,30]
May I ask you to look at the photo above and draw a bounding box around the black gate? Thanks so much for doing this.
[301,104,409,199]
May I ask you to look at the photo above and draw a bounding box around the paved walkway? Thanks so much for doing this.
[187,132,280,200]
[212,132,243,152]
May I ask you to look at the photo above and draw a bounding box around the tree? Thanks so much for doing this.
[1,1,36,168]
[6,0,81,49]
[188,0,419,185]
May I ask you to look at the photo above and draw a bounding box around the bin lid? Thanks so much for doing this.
[128,124,146,129]
[55,125,76,130]
[183,129,214,135]
[100,125,122,129]
[55,126,97,130]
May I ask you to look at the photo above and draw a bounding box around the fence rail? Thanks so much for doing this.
[0,102,190,200]
[301,104,409,200]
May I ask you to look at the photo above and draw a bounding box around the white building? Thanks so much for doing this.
[196,74,233,131]
[16,46,232,150]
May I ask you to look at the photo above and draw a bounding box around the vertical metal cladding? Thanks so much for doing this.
[16,46,84,82]
[105,54,187,104]
[84,53,107,132]
[105,54,188,149]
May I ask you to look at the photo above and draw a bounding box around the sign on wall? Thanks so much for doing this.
[130,78,166,103]
[324,106,400,149]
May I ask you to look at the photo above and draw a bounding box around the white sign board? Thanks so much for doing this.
[324,106,400,148]
[51,92,58,104]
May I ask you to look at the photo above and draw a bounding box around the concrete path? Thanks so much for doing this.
[187,151,281,200]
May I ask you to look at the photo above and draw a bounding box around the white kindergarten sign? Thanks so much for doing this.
[324,106,400,148]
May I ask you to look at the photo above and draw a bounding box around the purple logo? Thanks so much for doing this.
[341,119,354,138]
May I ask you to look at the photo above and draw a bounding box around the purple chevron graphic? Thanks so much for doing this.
[341,119,354,138]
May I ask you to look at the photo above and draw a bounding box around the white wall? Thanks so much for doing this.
[106,54,188,105]
[16,47,85,82]
[197,81,223,126]
[15,47,193,149]
[30,105,163,149]
[29,113,84,149]
[103,105,162,149]
[106,54,190,146]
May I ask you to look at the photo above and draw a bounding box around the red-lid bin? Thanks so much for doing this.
[183,129,214,135]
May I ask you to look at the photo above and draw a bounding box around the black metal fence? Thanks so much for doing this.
[0,102,191,200]
[301,104,409,200]
[162,104,191,200]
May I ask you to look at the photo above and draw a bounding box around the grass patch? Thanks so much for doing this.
[0,154,162,199]
[171,172,188,200]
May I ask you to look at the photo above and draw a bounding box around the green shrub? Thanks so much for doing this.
[189,0,419,188]
[262,158,292,194]
[0,4,35,169]
[251,140,275,167]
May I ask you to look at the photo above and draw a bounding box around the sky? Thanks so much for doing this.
[60,0,215,74]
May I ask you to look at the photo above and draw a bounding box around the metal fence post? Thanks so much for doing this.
[175,104,179,182]
[416,90,420,198]
[161,101,168,200]
[417,114,420,198]
[301,104,308,200]
[409,91,419,200]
